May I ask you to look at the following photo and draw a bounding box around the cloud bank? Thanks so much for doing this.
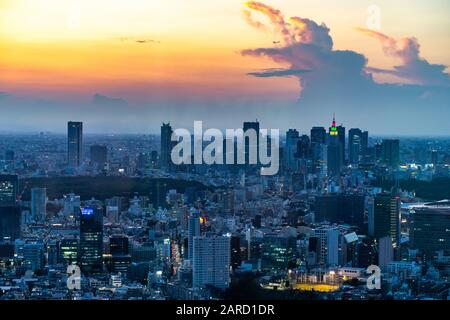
[241,1,450,133]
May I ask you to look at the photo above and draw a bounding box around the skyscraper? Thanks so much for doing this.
[160,122,173,170]
[90,145,107,169]
[315,194,366,231]
[327,115,343,177]
[192,234,230,290]
[284,129,299,171]
[261,233,297,270]
[409,201,450,259]
[23,242,45,272]
[348,128,362,165]
[337,125,346,163]
[243,121,260,166]
[188,210,201,260]
[0,175,20,241]
[310,127,326,174]
[109,235,131,274]
[310,127,326,145]
[381,139,400,168]
[59,238,78,264]
[31,188,46,224]
[0,175,18,205]
[314,226,339,266]
[68,121,83,167]
[372,193,401,249]
[79,206,103,273]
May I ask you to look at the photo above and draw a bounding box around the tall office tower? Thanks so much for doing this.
[31,188,46,223]
[192,234,230,290]
[297,135,310,159]
[372,193,401,249]
[378,236,394,270]
[431,150,438,165]
[310,127,326,174]
[59,238,78,264]
[0,206,21,241]
[348,128,363,165]
[315,195,366,231]
[314,226,339,266]
[409,201,450,259]
[23,242,45,271]
[109,235,131,274]
[360,130,369,162]
[230,234,241,270]
[0,174,18,205]
[46,240,59,266]
[381,139,400,168]
[90,145,107,168]
[79,206,103,273]
[160,122,173,170]
[0,175,20,240]
[187,210,201,260]
[261,233,297,270]
[337,125,346,163]
[284,129,299,171]
[310,127,326,145]
[68,121,83,167]
[243,121,260,165]
[327,115,343,177]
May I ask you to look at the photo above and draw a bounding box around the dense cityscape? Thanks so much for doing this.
[0,117,449,300]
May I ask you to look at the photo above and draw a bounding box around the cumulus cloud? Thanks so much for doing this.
[357,28,449,86]
[240,2,450,133]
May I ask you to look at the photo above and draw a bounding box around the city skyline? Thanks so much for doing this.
[0,1,449,135]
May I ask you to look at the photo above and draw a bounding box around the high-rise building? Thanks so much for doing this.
[90,145,107,168]
[230,234,241,270]
[327,115,343,177]
[372,193,401,249]
[348,128,367,165]
[381,139,400,168]
[310,127,326,174]
[23,242,45,271]
[192,234,230,290]
[284,129,299,171]
[409,201,450,259]
[59,238,78,264]
[187,210,201,260]
[315,195,366,231]
[296,135,310,160]
[160,122,173,170]
[261,233,297,270]
[79,206,103,273]
[109,235,131,274]
[0,175,20,241]
[0,174,18,205]
[243,121,260,166]
[310,127,326,145]
[31,188,46,223]
[68,121,83,167]
[0,206,21,241]
[47,240,59,266]
[378,236,394,270]
[314,226,339,266]
[337,125,346,163]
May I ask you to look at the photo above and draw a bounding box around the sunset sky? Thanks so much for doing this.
[0,0,449,134]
